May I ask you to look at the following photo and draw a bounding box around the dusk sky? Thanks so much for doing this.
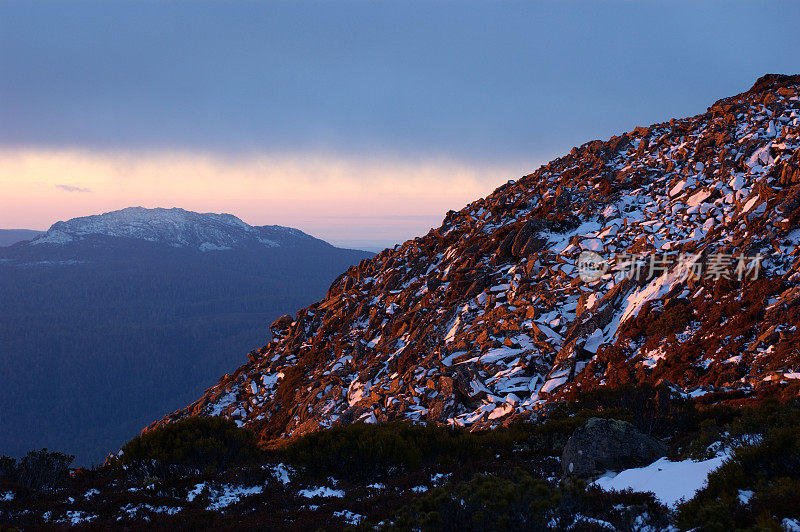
[2,1,799,250]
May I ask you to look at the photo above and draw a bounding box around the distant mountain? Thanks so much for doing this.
[0,229,43,247]
[30,207,316,251]
[0,208,373,465]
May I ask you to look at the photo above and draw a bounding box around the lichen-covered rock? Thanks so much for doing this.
[561,418,666,478]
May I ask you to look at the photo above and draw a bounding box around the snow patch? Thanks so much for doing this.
[593,453,729,507]
[298,486,345,498]
[333,510,364,525]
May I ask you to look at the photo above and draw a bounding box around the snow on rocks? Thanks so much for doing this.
[267,463,293,485]
[60,511,98,525]
[333,509,364,525]
[784,518,800,532]
[119,503,181,519]
[298,486,345,499]
[205,485,264,511]
[146,74,800,449]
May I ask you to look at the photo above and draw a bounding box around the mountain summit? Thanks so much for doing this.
[149,74,800,445]
[30,207,317,251]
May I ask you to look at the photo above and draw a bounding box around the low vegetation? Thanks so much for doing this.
[676,400,800,531]
[387,470,670,531]
[281,420,487,482]
[3,386,799,529]
[113,416,262,478]
[0,449,74,492]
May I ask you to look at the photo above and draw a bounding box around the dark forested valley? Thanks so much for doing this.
[0,235,372,465]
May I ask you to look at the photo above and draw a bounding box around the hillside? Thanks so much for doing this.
[152,74,800,444]
[0,229,43,247]
[2,75,800,530]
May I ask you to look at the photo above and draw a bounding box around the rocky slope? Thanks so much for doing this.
[151,74,800,446]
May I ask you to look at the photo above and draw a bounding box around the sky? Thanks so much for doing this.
[2,1,799,250]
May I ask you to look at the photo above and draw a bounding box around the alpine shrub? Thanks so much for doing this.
[118,416,262,478]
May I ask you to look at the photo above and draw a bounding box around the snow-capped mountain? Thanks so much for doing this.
[151,74,800,444]
[0,208,373,466]
[30,207,318,251]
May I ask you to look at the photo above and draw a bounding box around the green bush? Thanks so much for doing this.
[385,470,670,531]
[387,470,561,530]
[0,449,74,491]
[645,300,692,339]
[282,421,486,481]
[117,416,262,478]
[0,456,15,482]
[677,423,800,530]
[680,399,800,460]
[557,383,696,439]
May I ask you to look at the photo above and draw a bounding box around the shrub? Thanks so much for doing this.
[0,449,74,491]
[680,399,800,460]
[677,423,800,530]
[282,421,485,481]
[117,416,262,478]
[558,383,696,439]
[645,300,692,340]
[387,470,561,530]
[385,470,670,531]
[0,456,15,482]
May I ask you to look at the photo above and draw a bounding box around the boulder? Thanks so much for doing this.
[779,148,800,186]
[269,314,294,332]
[562,418,666,477]
[511,221,536,257]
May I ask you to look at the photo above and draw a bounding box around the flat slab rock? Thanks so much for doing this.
[562,417,667,478]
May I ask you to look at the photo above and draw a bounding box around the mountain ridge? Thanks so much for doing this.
[28,207,323,252]
[0,229,44,247]
[149,74,800,445]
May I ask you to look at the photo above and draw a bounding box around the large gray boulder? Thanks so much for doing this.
[562,418,667,477]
